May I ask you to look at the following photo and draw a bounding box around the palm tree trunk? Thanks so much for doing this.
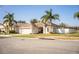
[50,19,52,33]
[43,23,47,34]
[5,26,9,34]
[7,26,10,34]
[11,26,12,31]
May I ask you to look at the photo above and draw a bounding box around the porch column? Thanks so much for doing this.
[43,26,47,34]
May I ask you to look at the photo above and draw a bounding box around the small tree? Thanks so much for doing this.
[30,19,38,24]
[59,22,67,28]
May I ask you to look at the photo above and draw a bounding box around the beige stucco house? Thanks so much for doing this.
[15,22,78,34]
[15,22,57,34]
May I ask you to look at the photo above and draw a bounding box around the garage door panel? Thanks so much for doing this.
[19,28,32,34]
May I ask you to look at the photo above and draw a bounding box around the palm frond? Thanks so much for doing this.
[74,12,79,19]
[13,20,17,23]
[41,15,49,23]
[45,11,50,15]
[41,9,59,24]
[53,14,59,20]
[41,15,47,19]
[3,19,9,24]
[3,14,8,19]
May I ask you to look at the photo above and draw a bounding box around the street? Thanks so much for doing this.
[0,37,79,54]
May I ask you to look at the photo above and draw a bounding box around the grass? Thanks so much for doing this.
[67,33,79,37]
[12,34,65,38]
[0,32,79,40]
[11,33,79,38]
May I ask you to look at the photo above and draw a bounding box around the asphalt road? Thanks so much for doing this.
[0,37,79,54]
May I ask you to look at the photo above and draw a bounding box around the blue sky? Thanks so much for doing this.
[0,5,79,26]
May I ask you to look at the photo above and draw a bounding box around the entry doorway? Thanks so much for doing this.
[38,27,43,33]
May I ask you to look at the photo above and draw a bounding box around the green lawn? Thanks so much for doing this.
[12,33,79,38]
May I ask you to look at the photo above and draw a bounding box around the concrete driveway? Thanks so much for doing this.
[0,37,79,54]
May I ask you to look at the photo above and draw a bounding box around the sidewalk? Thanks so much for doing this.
[0,35,12,37]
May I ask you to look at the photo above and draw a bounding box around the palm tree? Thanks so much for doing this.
[74,12,79,20]
[59,22,67,28]
[30,19,38,24]
[41,9,59,34]
[3,13,17,34]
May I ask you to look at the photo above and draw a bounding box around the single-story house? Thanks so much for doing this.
[15,22,79,34]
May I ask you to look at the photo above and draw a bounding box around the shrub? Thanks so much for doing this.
[9,30,17,34]
[49,32,55,34]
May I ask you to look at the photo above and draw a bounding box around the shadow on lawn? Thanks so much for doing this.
[39,38,55,40]
[0,37,11,39]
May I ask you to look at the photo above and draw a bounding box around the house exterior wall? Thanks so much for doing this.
[16,25,39,34]
[55,28,76,34]
[77,30,79,32]
[68,29,76,33]
[49,26,54,33]
[0,25,5,31]
[16,26,76,34]
[43,26,54,34]
[15,25,32,34]
[32,25,38,34]
[14,23,77,34]
[15,26,19,33]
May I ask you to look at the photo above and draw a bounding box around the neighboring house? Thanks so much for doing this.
[0,23,5,32]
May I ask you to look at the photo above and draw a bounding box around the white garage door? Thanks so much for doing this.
[19,28,32,34]
[56,28,69,34]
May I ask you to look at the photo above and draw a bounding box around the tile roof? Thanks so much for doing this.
[16,22,79,29]
[16,23,32,28]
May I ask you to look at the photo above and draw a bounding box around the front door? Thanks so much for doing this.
[38,27,43,33]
